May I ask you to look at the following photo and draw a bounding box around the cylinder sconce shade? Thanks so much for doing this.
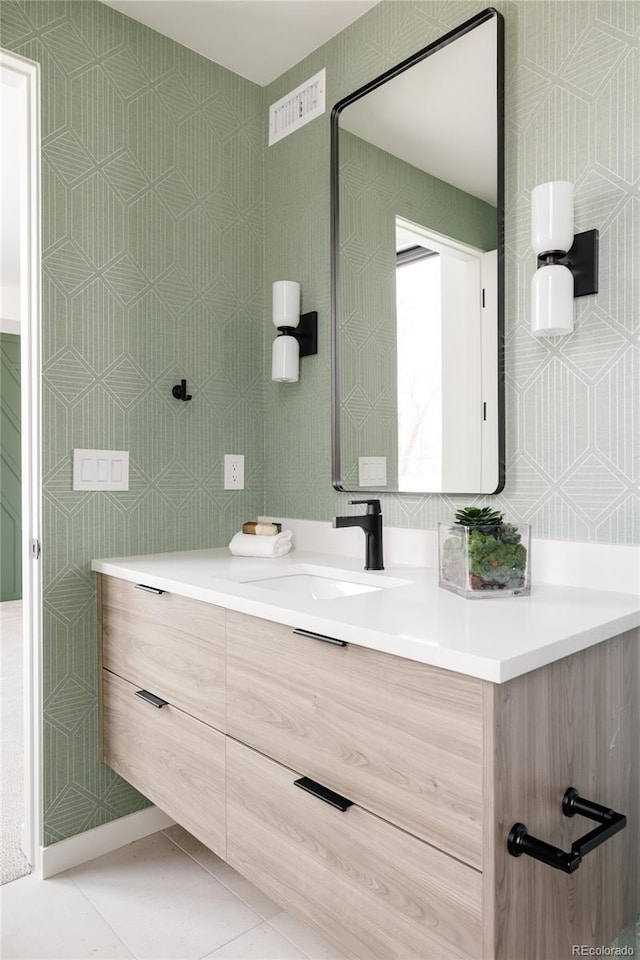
[531,181,574,254]
[272,334,300,382]
[531,263,574,336]
[272,281,301,329]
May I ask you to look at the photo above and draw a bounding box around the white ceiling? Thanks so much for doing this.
[102,0,379,86]
[340,19,497,205]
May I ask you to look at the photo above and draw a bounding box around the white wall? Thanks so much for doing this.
[1,76,22,335]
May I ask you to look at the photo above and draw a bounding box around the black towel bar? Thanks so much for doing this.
[507,787,626,874]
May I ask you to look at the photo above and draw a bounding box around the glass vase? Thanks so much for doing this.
[438,521,531,599]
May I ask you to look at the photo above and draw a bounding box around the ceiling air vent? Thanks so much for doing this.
[269,69,325,146]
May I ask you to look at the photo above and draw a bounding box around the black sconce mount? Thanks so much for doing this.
[275,310,318,357]
[172,378,192,402]
[537,228,599,298]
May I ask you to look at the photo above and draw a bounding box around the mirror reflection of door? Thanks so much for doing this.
[395,220,497,492]
[332,10,503,494]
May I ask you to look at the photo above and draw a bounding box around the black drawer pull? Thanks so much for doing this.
[135,689,169,709]
[508,787,626,874]
[135,584,166,595]
[294,777,353,812]
[293,628,347,647]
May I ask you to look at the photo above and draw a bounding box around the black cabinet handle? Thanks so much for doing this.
[294,777,354,812]
[293,628,347,647]
[135,689,169,709]
[135,584,165,595]
[508,787,626,874]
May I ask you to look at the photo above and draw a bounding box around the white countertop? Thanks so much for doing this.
[91,547,640,684]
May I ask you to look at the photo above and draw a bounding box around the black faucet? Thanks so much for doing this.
[333,499,384,571]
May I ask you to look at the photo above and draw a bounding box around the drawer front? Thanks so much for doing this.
[227,739,482,960]
[102,670,226,858]
[100,575,226,732]
[226,610,483,868]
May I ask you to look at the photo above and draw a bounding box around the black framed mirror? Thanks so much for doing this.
[331,8,504,494]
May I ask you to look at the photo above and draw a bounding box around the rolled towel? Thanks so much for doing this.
[228,530,293,559]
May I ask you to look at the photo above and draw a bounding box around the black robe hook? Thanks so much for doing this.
[172,379,192,401]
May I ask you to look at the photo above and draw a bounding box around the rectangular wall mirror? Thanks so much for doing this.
[331,8,504,494]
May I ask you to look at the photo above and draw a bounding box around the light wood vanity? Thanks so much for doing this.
[97,573,639,960]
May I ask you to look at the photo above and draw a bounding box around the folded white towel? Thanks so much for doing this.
[228,530,293,559]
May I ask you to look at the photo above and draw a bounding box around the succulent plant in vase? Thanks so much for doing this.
[454,506,503,529]
[439,507,530,598]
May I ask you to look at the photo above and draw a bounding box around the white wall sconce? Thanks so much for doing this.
[530,181,598,336]
[271,280,318,382]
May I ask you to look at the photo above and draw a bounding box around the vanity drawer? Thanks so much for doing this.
[226,610,483,868]
[227,739,482,960]
[102,669,226,858]
[99,574,226,732]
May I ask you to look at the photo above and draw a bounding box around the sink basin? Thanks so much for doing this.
[247,574,381,601]
[239,564,411,601]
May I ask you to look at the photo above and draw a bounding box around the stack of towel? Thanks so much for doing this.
[228,528,293,558]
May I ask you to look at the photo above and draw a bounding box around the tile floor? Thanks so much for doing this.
[0,826,344,960]
[0,599,31,884]
[1,822,638,959]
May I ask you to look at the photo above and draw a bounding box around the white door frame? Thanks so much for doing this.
[1,48,43,878]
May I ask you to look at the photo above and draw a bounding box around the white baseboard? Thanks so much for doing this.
[41,806,175,879]
[267,517,640,595]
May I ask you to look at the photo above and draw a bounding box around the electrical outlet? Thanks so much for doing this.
[224,454,244,490]
[358,456,387,487]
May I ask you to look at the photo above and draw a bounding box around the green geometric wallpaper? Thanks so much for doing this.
[263,0,639,543]
[338,129,496,489]
[0,0,638,849]
[0,0,264,843]
[1,334,22,601]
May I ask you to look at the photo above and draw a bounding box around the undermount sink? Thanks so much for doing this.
[247,574,380,601]
[239,564,411,601]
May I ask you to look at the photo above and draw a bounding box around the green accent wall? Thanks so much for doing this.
[1,333,22,601]
[340,131,496,258]
[263,0,639,542]
[0,0,264,844]
[338,129,496,488]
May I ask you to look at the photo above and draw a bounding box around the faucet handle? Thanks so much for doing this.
[349,499,382,515]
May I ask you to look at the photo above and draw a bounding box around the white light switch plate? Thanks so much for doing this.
[73,449,129,491]
[358,456,387,486]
